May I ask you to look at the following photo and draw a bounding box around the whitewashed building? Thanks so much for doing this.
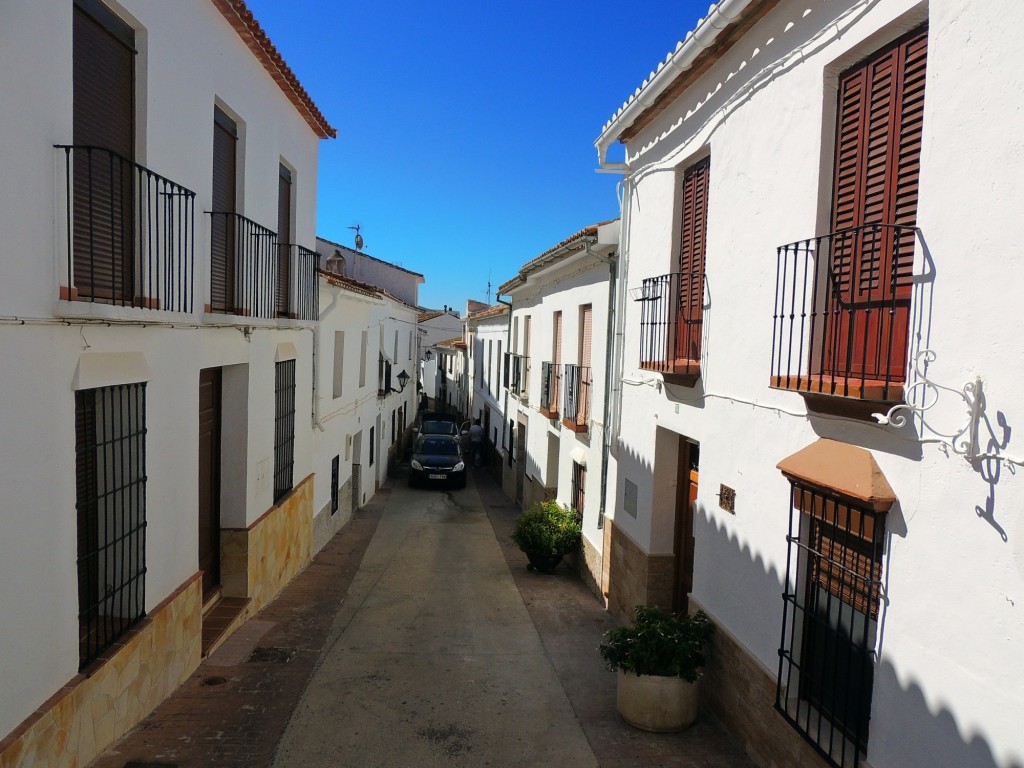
[465,303,509,470]
[315,237,424,308]
[0,1,334,765]
[596,2,1024,768]
[313,269,418,552]
[497,222,618,594]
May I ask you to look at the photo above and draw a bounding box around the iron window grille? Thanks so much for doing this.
[571,461,586,521]
[539,360,561,418]
[331,455,340,515]
[378,356,392,397]
[562,363,591,432]
[637,271,705,380]
[776,481,886,768]
[273,360,296,503]
[56,145,196,312]
[369,426,375,466]
[75,383,147,670]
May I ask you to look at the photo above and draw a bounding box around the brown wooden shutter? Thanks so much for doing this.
[830,26,927,302]
[73,1,135,302]
[552,311,562,366]
[677,157,709,362]
[580,304,593,368]
[809,518,883,620]
[210,109,237,312]
[276,165,292,316]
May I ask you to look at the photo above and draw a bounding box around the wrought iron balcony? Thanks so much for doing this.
[56,145,196,311]
[505,353,528,400]
[636,271,705,385]
[539,361,561,419]
[208,213,319,321]
[562,363,591,433]
[770,224,916,403]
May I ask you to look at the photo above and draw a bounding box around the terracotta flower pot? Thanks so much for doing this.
[615,668,699,732]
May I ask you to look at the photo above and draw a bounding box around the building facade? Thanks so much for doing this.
[596,2,1024,767]
[315,237,424,308]
[465,303,509,472]
[0,1,335,765]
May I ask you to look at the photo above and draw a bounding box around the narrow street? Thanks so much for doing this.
[90,466,753,768]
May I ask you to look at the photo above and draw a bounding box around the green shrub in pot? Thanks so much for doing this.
[599,605,715,682]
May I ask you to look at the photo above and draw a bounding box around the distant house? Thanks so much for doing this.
[0,1,334,766]
[596,2,1024,768]
[497,221,618,595]
[315,237,424,308]
[465,303,509,469]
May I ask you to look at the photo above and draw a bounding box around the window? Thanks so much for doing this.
[333,331,344,398]
[359,330,367,388]
[273,360,296,502]
[76,382,147,669]
[394,330,399,362]
[330,455,340,514]
[210,106,238,313]
[276,163,293,317]
[378,354,392,396]
[391,409,396,443]
[507,419,514,466]
[776,481,886,768]
[369,426,375,466]
[571,461,586,518]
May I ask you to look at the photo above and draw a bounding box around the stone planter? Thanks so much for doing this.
[524,551,564,574]
[615,669,699,732]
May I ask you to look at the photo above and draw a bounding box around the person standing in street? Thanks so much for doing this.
[469,418,484,468]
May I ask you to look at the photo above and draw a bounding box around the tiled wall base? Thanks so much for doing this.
[694,598,826,768]
[0,574,201,768]
[605,517,674,623]
[222,474,314,616]
[312,478,353,555]
[567,530,603,601]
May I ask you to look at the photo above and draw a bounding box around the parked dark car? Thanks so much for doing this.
[409,435,466,489]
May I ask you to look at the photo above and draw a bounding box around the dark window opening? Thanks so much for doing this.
[369,427,375,466]
[76,382,147,670]
[571,461,586,521]
[331,455,340,514]
[273,360,296,502]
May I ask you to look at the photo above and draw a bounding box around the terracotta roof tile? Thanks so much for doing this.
[212,0,337,139]
[499,219,618,293]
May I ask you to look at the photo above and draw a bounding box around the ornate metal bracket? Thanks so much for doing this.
[872,350,984,459]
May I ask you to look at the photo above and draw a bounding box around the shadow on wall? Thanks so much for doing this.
[694,484,1013,768]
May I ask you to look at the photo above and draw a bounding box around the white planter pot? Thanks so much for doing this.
[615,669,699,732]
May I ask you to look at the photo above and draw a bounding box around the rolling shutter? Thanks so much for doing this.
[276,165,292,316]
[580,304,592,368]
[73,1,135,302]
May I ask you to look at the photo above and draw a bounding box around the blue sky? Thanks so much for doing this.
[244,0,712,310]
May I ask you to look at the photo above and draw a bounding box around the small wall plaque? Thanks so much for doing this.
[718,484,736,514]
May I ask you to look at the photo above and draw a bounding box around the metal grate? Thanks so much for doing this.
[776,481,886,768]
[571,461,586,520]
[273,360,296,503]
[562,364,591,431]
[76,383,147,670]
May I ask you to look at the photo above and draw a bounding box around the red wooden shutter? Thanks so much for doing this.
[73,1,135,302]
[677,157,709,362]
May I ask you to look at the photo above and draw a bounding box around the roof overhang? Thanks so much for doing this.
[499,220,618,295]
[595,0,779,165]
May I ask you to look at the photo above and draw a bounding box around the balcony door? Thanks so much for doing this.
[198,368,222,601]
[73,0,134,302]
[825,27,927,383]
[210,108,237,313]
[676,157,709,366]
[276,164,292,317]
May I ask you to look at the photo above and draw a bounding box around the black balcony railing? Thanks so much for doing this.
[505,353,528,398]
[770,224,916,402]
[563,363,591,432]
[637,271,704,381]
[57,145,196,312]
[207,215,319,321]
[540,360,560,417]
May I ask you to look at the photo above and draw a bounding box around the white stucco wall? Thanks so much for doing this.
[609,1,1024,766]
[0,0,327,742]
[467,311,509,449]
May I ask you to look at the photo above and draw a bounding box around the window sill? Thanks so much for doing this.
[770,375,903,420]
[640,359,700,387]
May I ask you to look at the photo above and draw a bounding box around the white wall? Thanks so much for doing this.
[610,1,1024,766]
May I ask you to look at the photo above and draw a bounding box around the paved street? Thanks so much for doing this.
[90,467,754,768]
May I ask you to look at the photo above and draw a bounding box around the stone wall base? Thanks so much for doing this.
[694,598,827,768]
[604,517,674,623]
[312,478,353,555]
[0,574,202,768]
[567,530,603,602]
[222,474,314,617]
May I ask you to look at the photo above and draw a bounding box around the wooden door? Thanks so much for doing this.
[73,1,135,302]
[826,27,927,382]
[198,368,222,600]
[673,438,698,614]
[676,158,709,364]
[210,108,237,312]
[276,164,292,316]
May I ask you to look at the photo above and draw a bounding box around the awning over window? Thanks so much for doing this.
[776,438,895,512]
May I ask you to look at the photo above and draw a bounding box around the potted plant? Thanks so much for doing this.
[599,605,715,732]
[510,500,581,574]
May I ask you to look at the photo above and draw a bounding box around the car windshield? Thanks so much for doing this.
[421,420,456,435]
[419,438,459,455]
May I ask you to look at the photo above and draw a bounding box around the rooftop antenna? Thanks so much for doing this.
[347,224,364,251]
[485,270,492,304]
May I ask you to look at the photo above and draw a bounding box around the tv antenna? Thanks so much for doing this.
[485,270,492,304]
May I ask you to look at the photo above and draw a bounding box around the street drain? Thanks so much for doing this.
[200,676,227,687]
[123,762,179,768]
[247,646,293,664]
